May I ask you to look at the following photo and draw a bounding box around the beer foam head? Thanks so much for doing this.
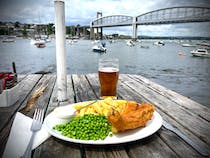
[99,67,119,72]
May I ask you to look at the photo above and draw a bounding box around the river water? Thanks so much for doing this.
[0,38,210,107]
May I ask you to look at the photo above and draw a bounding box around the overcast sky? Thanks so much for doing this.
[0,0,210,37]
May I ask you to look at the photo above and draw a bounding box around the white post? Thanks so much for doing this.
[132,16,137,41]
[54,0,67,101]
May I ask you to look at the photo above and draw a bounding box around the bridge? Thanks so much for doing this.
[90,6,210,40]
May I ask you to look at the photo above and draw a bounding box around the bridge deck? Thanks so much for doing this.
[91,6,210,27]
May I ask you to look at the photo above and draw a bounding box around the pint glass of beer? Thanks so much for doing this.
[98,58,119,98]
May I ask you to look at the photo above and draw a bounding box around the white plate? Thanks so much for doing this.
[43,102,163,145]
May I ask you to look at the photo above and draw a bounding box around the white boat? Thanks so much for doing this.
[30,39,46,48]
[69,40,74,45]
[92,41,106,52]
[69,39,78,45]
[182,43,196,47]
[154,41,164,46]
[30,39,45,45]
[35,42,46,48]
[191,48,209,57]
[92,45,106,52]
[126,40,135,47]
[2,37,16,43]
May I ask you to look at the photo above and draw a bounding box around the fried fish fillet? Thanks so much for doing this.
[108,101,155,133]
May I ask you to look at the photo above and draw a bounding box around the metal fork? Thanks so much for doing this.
[22,108,44,158]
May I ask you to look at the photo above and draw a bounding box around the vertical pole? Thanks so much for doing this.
[54,0,67,101]
[90,23,95,40]
[83,26,86,36]
[100,27,103,40]
[97,12,103,40]
[132,17,137,41]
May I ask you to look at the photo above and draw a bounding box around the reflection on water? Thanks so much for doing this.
[0,38,210,107]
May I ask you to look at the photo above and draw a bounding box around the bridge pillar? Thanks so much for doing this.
[97,12,103,40]
[90,24,95,40]
[100,27,103,40]
[132,17,137,41]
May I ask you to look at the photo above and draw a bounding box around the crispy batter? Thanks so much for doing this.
[108,101,155,133]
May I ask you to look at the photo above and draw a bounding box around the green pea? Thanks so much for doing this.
[53,114,112,141]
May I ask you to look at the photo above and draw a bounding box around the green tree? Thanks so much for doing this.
[66,26,71,35]
[47,23,54,35]
[22,25,28,37]
[71,26,76,36]
[0,28,8,35]
[15,21,20,28]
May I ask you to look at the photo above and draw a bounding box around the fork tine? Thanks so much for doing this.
[35,109,40,121]
[33,109,38,120]
[36,109,44,123]
[33,109,41,122]
[39,109,44,123]
[37,109,41,121]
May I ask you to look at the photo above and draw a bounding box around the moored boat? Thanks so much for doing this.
[36,42,46,48]
[92,41,106,53]
[126,40,135,47]
[30,39,46,45]
[191,48,209,57]
[2,36,16,43]
[182,43,196,47]
[154,41,164,46]
[35,40,46,48]
[69,39,78,45]
[92,45,106,52]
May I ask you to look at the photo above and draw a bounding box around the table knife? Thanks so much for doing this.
[162,120,208,156]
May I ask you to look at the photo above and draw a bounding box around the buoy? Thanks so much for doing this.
[178,52,183,56]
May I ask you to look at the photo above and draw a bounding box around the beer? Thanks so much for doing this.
[98,67,119,97]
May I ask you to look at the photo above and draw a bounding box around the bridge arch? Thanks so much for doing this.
[136,6,210,25]
[91,15,133,27]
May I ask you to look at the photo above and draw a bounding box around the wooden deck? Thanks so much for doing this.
[0,74,209,158]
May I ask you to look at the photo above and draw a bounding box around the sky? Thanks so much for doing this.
[0,0,210,37]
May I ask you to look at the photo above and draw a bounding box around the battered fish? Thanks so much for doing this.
[108,101,155,133]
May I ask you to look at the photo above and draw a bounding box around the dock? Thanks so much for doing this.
[0,73,209,158]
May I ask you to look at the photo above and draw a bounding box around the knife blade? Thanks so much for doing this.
[162,120,208,156]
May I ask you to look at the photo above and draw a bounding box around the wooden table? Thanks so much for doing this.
[0,74,209,158]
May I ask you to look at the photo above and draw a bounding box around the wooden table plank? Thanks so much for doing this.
[119,74,210,145]
[126,135,179,158]
[72,74,98,101]
[20,75,56,116]
[130,74,210,121]
[85,73,100,98]
[17,74,27,82]
[85,146,129,158]
[34,137,82,158]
